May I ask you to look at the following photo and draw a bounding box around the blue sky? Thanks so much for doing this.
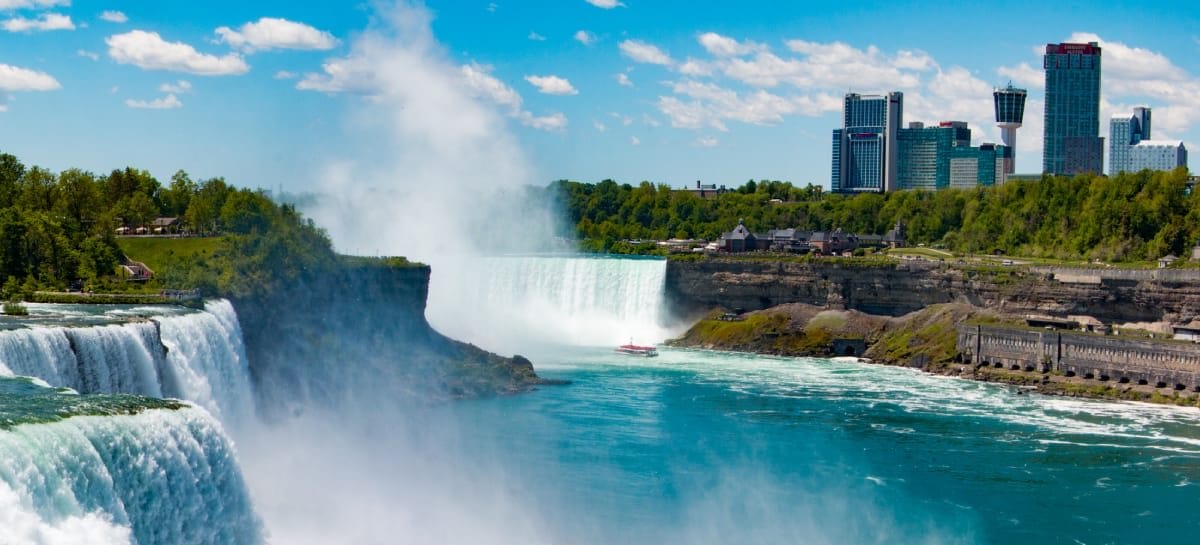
[1,0,1198,195]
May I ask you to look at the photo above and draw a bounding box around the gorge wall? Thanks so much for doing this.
[231,259,546,417]
[665,258,1200,324]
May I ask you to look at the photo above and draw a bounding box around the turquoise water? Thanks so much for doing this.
[446,347,1200,545]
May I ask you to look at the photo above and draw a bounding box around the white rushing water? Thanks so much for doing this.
[0,300,255,424]
[427,255,684,353]
[0,409,261,545]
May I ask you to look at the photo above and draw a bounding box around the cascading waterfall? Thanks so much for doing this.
[154,300,255,425]
[427,255,682,352]
[0,300,255,423]
[0,406,262,545]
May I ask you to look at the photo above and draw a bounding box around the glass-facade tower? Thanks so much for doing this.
[1043,42,1103,175]
[831,92,902,193]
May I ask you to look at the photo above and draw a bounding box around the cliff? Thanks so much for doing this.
[233,258,552,416]
[666,257,1200,324]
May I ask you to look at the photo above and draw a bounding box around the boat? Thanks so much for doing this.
[615,344,658,357]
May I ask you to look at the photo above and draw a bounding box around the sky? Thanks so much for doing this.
[1,0,1199,195]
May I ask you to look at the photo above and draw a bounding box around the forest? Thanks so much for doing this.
[0,150,337,299]
[552,167,1199,262]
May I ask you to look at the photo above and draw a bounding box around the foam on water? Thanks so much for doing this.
[0,408,261,545]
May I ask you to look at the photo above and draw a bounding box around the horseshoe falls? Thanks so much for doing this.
[426,255,682,354]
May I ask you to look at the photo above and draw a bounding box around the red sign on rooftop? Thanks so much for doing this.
[1046,42,1099,55]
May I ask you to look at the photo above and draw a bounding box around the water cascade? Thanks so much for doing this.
[0,300,255,422]
[427,255,682,352]
[0,404,261,545]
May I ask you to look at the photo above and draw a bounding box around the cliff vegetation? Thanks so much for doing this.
[553,168,1197,262]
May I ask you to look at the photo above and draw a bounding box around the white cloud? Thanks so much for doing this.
[99,10,127,23]
[892,49,938,71]
[527,31,545,41]
[0,63,60,91]
[593,119,606,132]
[159,80,191,94]
[274,70,297,80]
[0,0,67,9]
[524,74,577,95]
[996,62,1042,89]
[697,32,761,57]
[573,30,594,46]
[2,13,74,32]
[77,49,99,61]
[610,112,632,126]
[107,30,249,75]
[125,93,182,109]
[216,17,338,52]
[677,58,713,77]
[630,136,640,145]
[487,2,497,12]
[615,72,632,87]
[620,39,672,66]
[584,0,623,8]
[655,76,842,132]
[458,64,568,132]
[696,136,718,147]
[641,113,661,127]
[518,111,567,131]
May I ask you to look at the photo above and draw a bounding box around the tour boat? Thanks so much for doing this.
[615,343,658,357]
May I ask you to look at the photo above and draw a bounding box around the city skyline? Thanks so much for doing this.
[0,1,1198,194]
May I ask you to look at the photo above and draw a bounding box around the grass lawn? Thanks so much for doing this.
[886,247,954,260]
[116,237,223,274]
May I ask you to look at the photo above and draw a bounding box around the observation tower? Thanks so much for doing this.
[993,83,1027,174]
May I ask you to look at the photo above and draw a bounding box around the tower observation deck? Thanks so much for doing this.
[994,84,1027,174]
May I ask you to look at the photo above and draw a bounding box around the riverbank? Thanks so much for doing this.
[667,302,1200,408]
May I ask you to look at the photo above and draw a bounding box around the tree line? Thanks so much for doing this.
[551,167,1199,262]
[0,150,336,296]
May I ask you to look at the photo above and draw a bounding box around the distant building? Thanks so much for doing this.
[883,221,907,249]
[810,228,858,255]
[993,84,1027,175]
[678,180,728,199]
[1129,141,1187,172]
[1109,107,1152,174]
[832,92,903,193]
[895,121,1006,190]
[1043,42,1104,175]
[718,220,758,252]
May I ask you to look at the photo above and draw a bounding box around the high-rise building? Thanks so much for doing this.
[1109,106,1187,174]
[1110,107,1151,174]
[831,92,903,193]
[895,121,1006,190]
[1043,42,1103,175]
[993,84,1026,175]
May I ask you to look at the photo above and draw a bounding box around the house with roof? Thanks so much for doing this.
[883,220,907,249]
[810,228,858,255]
[718,220,758,252]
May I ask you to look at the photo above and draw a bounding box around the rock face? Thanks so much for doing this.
[666,258,1200,324]
[233,260,551,417]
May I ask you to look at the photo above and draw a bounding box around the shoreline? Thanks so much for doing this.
[667,303,1200,409]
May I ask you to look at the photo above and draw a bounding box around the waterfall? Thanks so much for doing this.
[0,301,255,424]
[0,407,262,545]
[155,300,256,425]
[427,255,681,352]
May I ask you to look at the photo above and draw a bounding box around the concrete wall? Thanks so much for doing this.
[958,324,1200,390]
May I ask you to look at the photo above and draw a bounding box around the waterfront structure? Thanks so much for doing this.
[894,121,1006,190]
[993,84,1027,174]
[831,92,903,193]
[1043,42,1104,175]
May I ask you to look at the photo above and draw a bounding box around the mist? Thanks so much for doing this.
[302,2,564,265]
